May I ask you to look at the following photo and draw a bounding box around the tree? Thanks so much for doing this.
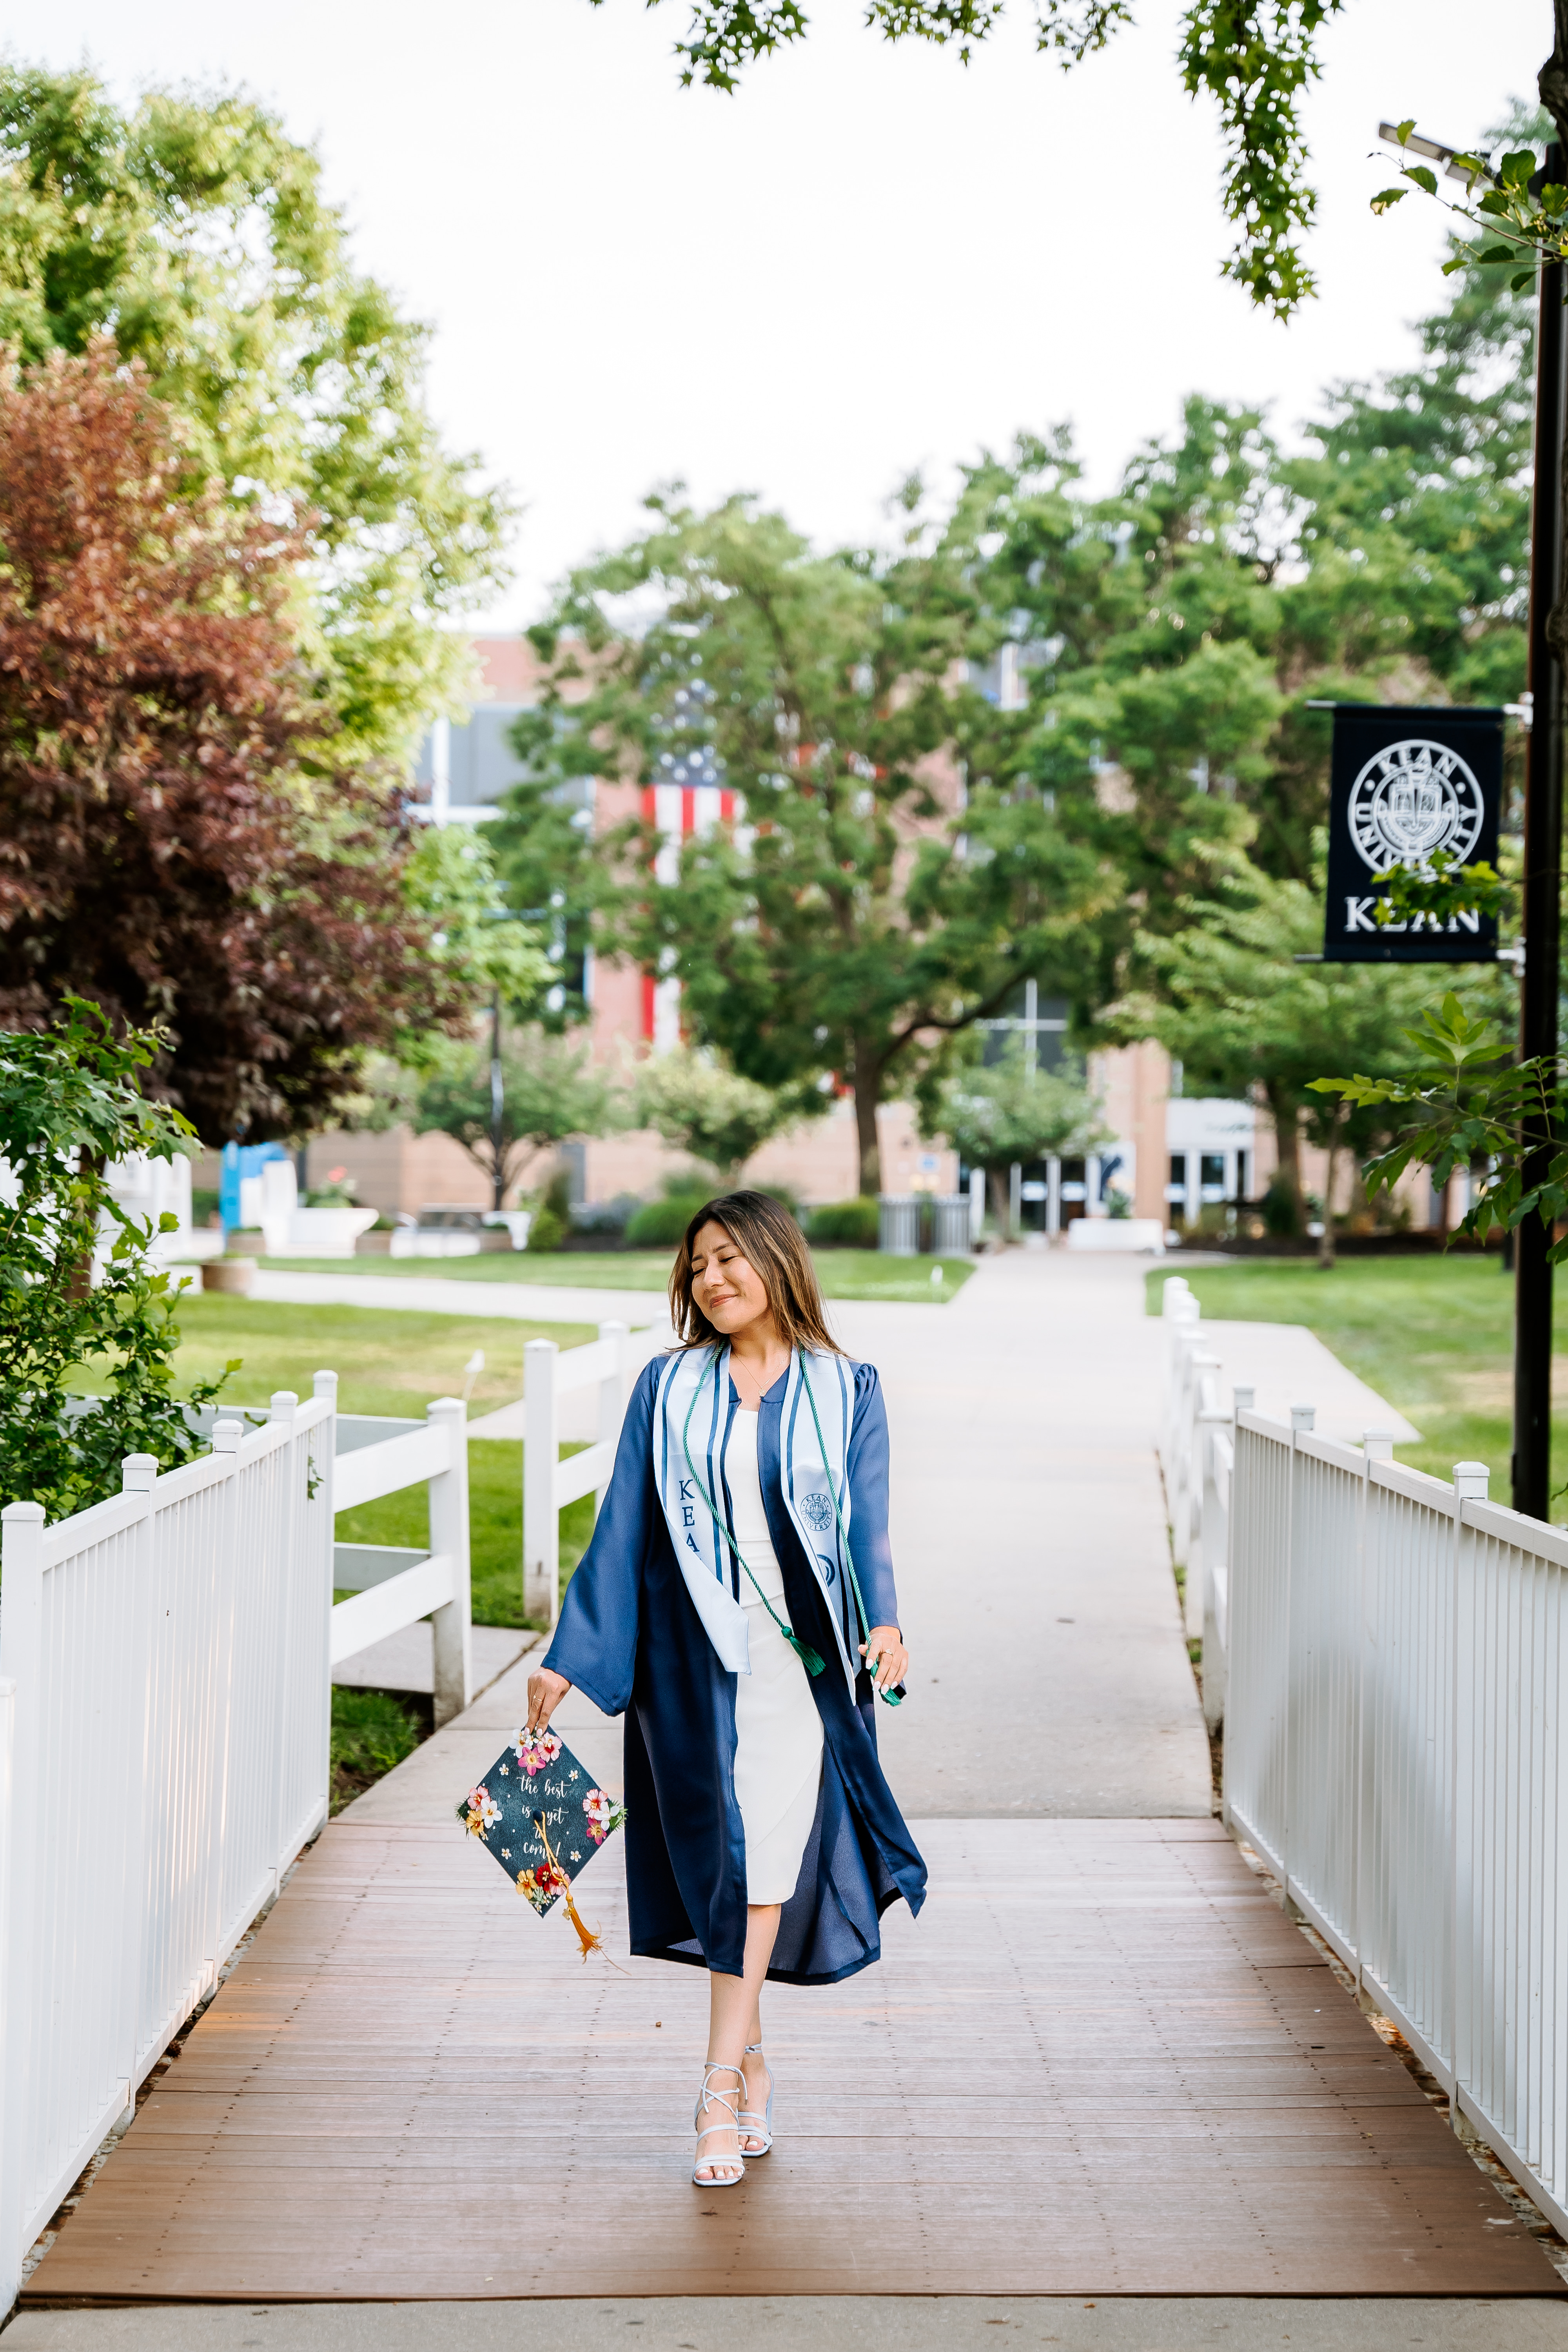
[1110,854,1513,1261]
[0,344,470,1142]
[924,1040,1111,1237]
[1312,994,1568,1259]
[509,492,1114,1194]
[633,1048,818,1183]
[416,1024,623,1208]
[401,828,554,1034]
[0,1001,234,1521]
[0,64,510,764]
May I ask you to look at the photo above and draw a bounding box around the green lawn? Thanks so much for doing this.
[336,1437,592,1630]
[165,1293,593,1419]
[261,1246,975,1305]
[102,1294,599,1629]
[1146,1256,1566,1508]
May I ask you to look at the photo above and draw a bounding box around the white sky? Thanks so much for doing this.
[29,0,1545,626]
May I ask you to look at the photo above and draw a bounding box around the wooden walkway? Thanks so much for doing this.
[25,1816,1562,2302]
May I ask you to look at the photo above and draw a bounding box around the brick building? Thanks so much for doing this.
[296,637,1374,1236]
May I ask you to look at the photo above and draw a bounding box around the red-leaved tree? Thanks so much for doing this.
[0,341,465,1140]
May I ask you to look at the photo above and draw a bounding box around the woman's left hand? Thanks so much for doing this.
[861,1626,907,1695]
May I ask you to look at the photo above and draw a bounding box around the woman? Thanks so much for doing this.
[526,1190,926,2188]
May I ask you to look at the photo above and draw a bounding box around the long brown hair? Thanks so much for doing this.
[669,1191,844,1356]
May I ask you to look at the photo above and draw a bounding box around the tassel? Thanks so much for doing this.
[786,1633,826,1675]
[534,1812,627,1971]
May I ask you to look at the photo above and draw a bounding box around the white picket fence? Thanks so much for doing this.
[0,1374,469,2308]
[1162,1275,1568,2237]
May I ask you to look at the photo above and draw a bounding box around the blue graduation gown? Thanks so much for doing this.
[542,1354,927,1984]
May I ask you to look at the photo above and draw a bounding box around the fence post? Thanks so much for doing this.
[524,1338,560,1627]
[596,1321,630,1518]
[0,1502,45,2309]
[206,1419,245,1987]
[267,1393,299,1891]
[1175,1350,1220,1569]
[1192,1398,1230,1642]
[428,1397,471,1729]
[1162,1294,1199,1479]
[1449,1457,1490,2122]
[114,1454,161,2120]
[1278,1405,1315,1909]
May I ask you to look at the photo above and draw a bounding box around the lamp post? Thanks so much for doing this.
[1380,126,1565,1519]
[1514,141,1566,1521]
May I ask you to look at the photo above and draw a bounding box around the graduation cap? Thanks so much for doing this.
[458,1726,626,1962]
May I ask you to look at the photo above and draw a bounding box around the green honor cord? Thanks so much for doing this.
[681,1367,826,1677]
[797,1368,904,1708]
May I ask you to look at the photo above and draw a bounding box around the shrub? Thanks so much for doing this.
[571,1192,639,1236]
[625,1193,708,1248]
[0,1000,236,1521]
[807,1197,880,1248]
[1260,1177,1300,1239]
[525,1167,572,1252]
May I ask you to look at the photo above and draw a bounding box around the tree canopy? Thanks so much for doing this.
[416,1025,623,1207]
[633,1048,818,1183]
[924,1041,1111,1234]
[0,343,472,1141]
[502,492,1115,1192]
[0,64,511,764]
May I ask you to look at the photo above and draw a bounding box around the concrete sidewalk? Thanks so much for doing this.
[252,1267,668,1326]
[827,1253,1212,1817]
[10,2295,1568,2351]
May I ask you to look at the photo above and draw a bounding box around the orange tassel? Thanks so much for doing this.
[535,1813,626,1971]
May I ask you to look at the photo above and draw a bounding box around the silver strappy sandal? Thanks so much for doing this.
[692,2061,747,2187]
[738,2040,774,2156]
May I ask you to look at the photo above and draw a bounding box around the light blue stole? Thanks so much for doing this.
[651,1344,857,1685]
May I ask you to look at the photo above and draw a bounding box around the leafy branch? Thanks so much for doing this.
[1366,847,1511,926]
[1310,991,1568,1259]
[1371,124,1563,295]
[608,0,1342,319]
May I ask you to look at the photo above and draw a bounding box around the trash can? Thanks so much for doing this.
[930,1194,971,1255]
[878,1195,920,1256]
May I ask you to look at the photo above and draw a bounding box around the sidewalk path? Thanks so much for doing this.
[827,1253,1211,1817]
[251,1267,669,1327]
[1194,1316,1421,1446]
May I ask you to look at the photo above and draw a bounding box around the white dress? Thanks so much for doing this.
[724,1408,824,1904]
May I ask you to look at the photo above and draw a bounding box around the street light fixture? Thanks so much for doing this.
[1376,123,1495,186]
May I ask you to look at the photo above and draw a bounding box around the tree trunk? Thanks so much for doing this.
[987,1164,1011,1243]
[1264,1082,1303,1234]
[1317,1106,1345,1271]
[852,1056,882,1196]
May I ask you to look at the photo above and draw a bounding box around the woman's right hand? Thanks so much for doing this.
[526,1666,571,1734]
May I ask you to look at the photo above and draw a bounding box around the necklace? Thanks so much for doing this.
[730,1348,784,1412]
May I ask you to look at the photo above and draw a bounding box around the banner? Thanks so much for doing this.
[1322,704,1503,962]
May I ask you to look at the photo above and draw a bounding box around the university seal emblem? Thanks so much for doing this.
[1347,737,1485,874]
[800,1490,834,1534]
